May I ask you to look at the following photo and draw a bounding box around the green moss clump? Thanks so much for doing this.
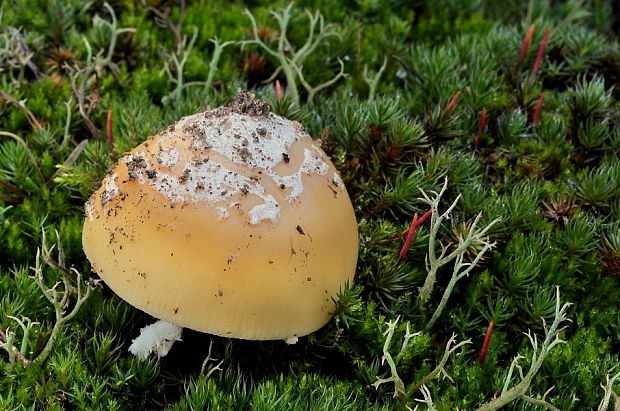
[0,0,618,409]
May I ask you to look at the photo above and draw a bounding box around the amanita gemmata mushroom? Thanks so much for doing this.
[82,91,358,359]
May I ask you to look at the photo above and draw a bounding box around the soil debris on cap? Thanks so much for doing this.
[205,91,270,118]
[126,154,148,181]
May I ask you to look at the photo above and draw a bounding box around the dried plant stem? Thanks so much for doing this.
[0,131,44,182]
[0,89,42,130]
[60,99,73,151]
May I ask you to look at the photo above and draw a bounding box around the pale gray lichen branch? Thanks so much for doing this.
[141,0,186,52]
[363,56,388,103]
[426,218,498,329]
[205,37,235,91]
[162,26,199,103]
[161,30,233,102]
[0,9,40,84]
[406,334,472,397]
[242,3,343,108]
[1,230,94,367]
[417,177,501,306]
[0,316,38,366]
[293,58,346,105]
[30,231,95,366]
[475,287,570,411]
[372,317,421,397]
[413,384,437,411]
[92,2,136,80]
[67,2,135,138]
[32,230,94,366]
[597,370,620,411]
[200,338,224,378]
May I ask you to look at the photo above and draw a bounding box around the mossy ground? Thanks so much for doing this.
[1,0,619,409]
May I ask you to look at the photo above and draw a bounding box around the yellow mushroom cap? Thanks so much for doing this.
[82,92,358,340]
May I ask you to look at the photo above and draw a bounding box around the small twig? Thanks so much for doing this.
[60,98,73,151]
[68,63,102,138]
[0,90,43,130]
[51,139,89,181]
[0,179,26,199]
[392,54,420,81]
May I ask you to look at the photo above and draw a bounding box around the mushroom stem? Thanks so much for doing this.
[128,320,183,361]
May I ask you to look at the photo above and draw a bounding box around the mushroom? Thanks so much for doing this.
[82,91,358,358]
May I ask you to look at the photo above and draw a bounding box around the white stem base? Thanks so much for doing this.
[129,320,183,360]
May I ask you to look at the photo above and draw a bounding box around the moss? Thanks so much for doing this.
[0,0,618,408]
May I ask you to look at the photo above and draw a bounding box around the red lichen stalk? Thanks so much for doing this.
[399,213,418,263]
[477,321,495,363]
[382,209,433,242]
[106,109,114,150]
[398,209,432,261]
[517,24,535,66]
[531,27,550,78]
[474,107,487,149]
[445,90,461,118]
[275,80,283,99]
[532,93,545,125]
[416,209,433,226]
